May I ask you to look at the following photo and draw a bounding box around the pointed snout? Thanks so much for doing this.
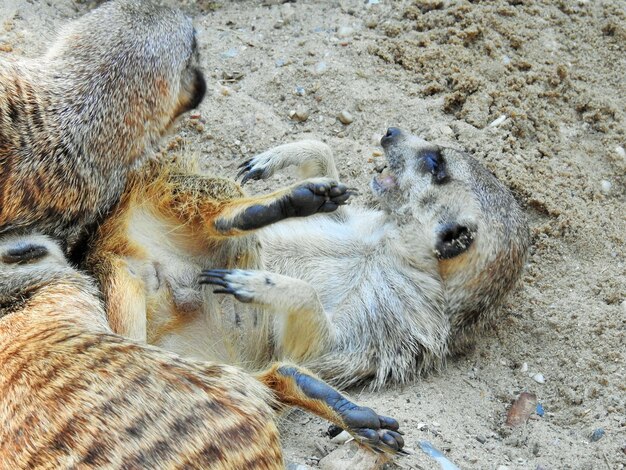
[380,127,403,148]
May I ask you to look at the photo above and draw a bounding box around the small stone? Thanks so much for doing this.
[476,435,487,444]
[313,61,328,75]
[489,115,508,127]
[337,111,354,125]
[295,86,306,96]
[589,428,605,442]
[286,463,310,470]
[330,430,352,445]
[372,150,383,157]
[431,421,441,427]
[337,26,354,38]
[0,43,13,53]
[365,19,378,29]
[506,392,537,427]
[290,107,309,122]
[218,85,233,96]
[374,160,386,172]
[417,422,428,430]
[221,47,239,59]
[520,362,528,372]
[600,180,612,194]
[532,373,545,384]
[615,146,626,160]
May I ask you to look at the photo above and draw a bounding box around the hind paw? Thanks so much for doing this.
[335,403,405,454]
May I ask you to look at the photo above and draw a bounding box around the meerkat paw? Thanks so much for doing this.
[284,178,353,216]
[237,150,279,184]
[198,269,266,303]
[331,404,405,454]
[237,140,336,184]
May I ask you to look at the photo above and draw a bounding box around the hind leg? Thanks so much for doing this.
[256,363,405,454]
[237,140,340,184]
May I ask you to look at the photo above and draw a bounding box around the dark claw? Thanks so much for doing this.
[241,168,265,186]
[238,158,253,169]
[212,288,236,295]
[236,165,251,179]
[200,278,229,288]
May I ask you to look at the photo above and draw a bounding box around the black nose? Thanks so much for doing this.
[380,127,402,147]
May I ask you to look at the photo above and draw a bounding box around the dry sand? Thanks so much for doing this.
[1,0,624,468]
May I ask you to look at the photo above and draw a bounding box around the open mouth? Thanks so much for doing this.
[372,168,398,193]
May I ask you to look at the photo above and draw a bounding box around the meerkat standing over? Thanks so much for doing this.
[0,234,404,467]
[0,0,206,256]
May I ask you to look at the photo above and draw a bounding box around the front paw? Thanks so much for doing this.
[285,179,353,217]
[198,269,262,303]
[237,151,275,185]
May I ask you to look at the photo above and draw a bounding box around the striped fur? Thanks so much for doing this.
[0,0,205,256]
[0,235,282,469]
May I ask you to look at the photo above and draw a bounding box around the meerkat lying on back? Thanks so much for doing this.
[0,0,205,257]
[85,128,529,390]
[210,128,531,388]
[0,234,404,467]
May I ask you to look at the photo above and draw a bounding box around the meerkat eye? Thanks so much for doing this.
[2,243,49,265]
[418,149,449,184]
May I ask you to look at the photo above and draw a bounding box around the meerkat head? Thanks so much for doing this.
[44,0,206,166]
[373,128,530,343]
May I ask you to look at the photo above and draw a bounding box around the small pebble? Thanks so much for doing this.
[520,362,528,373]
[218,85,233,96]
[431,421,441,427]
[506,392,537,427]
[489,115,508,127]
[290,107,309,122]
[329,430,352,445]
[337,26,354,38]
[221,47,238,59]
[365,19,378,29]
[417,422,428,430]
[532,373,545,384]
[372,150,383,157]
[295,86,305,96]
[374,160,386,172]
[536,403,545,417]
[313,61,328,75]
[590,428,605,442]
[615,146,626,160]
[337,110,354,125]
[600,180,612,194]
[476,435,487,444]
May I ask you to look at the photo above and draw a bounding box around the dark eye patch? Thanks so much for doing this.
[418,150,449,184]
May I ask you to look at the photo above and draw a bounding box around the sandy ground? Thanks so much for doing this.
[1,0,624,468]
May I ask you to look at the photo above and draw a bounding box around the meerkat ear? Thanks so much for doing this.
[1,242,49,265]
[435,223,475,259]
